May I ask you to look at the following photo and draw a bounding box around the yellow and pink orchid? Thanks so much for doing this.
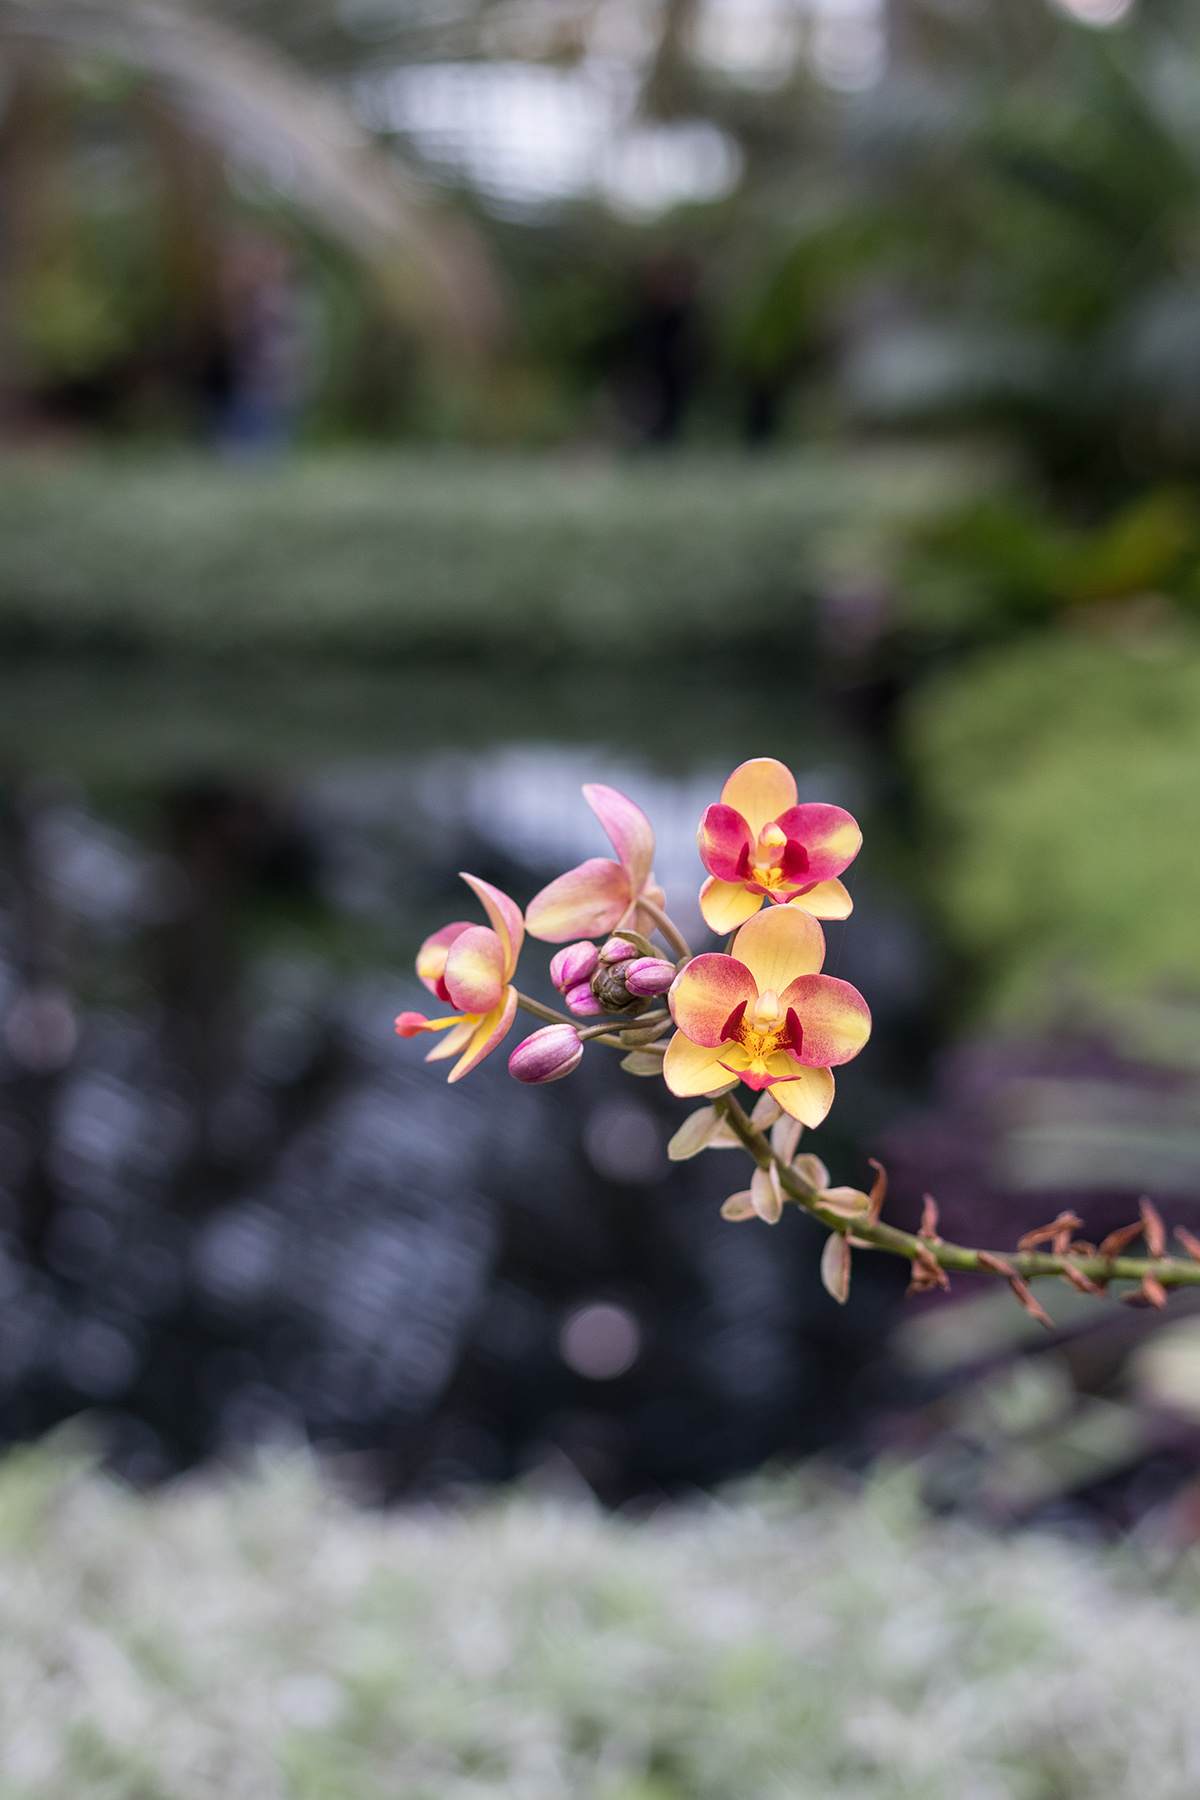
[525,784,665,944]
[663,903,870,1126]
[395,874,523,1082]
[697,757,861,935]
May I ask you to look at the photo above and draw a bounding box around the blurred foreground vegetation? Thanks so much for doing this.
[0,1441,1198,1798]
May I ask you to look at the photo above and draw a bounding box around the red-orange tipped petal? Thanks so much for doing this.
[671,955,758,1048]
[697,804,753,882]
[395,1010,467,1038]
[778,973,871,1068]
[773,804,862,885]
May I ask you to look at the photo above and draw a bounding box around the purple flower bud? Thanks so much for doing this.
[599,937,639,964]
[508,1024,583,1084]
[623,956,676,997]
[565,981,604,1016]
[550,941,600,993]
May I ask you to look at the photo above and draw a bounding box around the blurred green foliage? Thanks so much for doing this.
[0,446,971,657]
[905,627,1200,1021]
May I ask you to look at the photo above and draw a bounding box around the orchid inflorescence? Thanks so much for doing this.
[398,758,1200,1317]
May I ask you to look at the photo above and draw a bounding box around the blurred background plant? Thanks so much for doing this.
[0,0,1197,1556]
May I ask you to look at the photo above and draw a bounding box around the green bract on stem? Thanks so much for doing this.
[710,1092,1200,1301]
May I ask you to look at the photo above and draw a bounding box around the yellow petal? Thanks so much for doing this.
[448,987,518,1082]
[720,758,797,836]
[731,904,826,996]
[424,1018,478,1062]
[663,1032,735,1097]
[789,879,853,921]
[771,1064,835,1127]
[699,876,764,935]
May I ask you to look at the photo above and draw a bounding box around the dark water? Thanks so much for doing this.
[0,656,931,1499]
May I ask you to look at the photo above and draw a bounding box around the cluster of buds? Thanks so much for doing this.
[550,936,676,1019]
[396,757,1200,1317]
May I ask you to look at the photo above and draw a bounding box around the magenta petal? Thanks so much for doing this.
[779,972,871,1067]
[583,784,655,893]
[565,982,604,1016]
[697,804,754,882]
[772,805,862,885]
[525,858,631,943]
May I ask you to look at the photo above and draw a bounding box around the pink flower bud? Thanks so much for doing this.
[623,957,676,997]
[508,1024,583,1084]
[550,941,600,993]
[564,981,604,1016]
[599,937,639,964]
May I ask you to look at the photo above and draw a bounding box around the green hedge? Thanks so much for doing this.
[0,448,969,657]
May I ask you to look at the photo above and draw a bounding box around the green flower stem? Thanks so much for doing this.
[635,898,692,965]
[711,1094,1200,1291]
[575,1012,667,1043]
[514,993,577,1026]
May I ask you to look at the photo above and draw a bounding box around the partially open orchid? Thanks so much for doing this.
[663,904,871,1125]
[395,874,523,1082]
[697,758,862,935]
[525,785,665,944]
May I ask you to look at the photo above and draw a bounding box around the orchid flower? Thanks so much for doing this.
[525,784,665,944]
[663,904,871,1126]
[395,874,523,1082]
[697,758,862,935]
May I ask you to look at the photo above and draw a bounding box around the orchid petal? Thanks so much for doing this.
[750,1165,783,1225]
[448,986,518,1083]
[720,758,797,836]
[443,925,507,1015]
[459,874,525,979]
[731,905,826,996]
[424,1018,478,1062]
[778,973,871,1067]
[774,805,862,884]
[787,880,852,921]
[583,784,655,894]
[395,1010,466,1038]
[670,954,757,1048]
[525,858,631,943]
[663,1032,737,1097]
[416,922,473,999]
[771,1063,835,1127]
[697,804,753,882]
[699,876,764,935]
